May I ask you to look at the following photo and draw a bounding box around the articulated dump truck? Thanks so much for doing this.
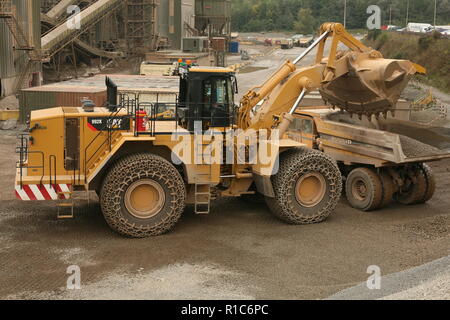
[14,23,441,238]
[288,109,450,211]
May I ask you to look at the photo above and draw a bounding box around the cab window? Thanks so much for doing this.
[301,119,313,134]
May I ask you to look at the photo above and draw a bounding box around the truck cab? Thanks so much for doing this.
[286,112,317,149]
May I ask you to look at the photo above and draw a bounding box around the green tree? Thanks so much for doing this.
[294,8,316,34]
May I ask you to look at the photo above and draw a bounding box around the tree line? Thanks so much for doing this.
[231,0,450,33]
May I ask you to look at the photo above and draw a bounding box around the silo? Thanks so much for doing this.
[195,0,231,37]
[159,0,195,50]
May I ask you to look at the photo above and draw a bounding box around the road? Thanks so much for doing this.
[0,43,449,300]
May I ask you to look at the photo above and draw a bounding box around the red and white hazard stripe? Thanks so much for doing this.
[15,184,72,201]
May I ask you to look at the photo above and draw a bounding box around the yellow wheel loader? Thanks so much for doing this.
[15,23,424,237]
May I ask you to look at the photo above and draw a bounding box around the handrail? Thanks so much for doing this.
[49,155,57,188]
[83,96,235,182]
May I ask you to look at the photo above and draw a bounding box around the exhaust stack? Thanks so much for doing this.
[106,76,118,112]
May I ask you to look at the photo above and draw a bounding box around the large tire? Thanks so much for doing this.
[345,167,383,211]
[396,167,427,205]
[100,153,186,238]
[418,163,436,204]
[378,170,396,209]
[266,148,342,224]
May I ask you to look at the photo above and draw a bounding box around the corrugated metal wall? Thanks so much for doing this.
[0,0,42,97]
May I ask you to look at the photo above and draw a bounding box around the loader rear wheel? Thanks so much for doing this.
[378,170,396,209]
[396,167,427,205]
[346,167,383,211]
[418,163,436,204]
[100,153,186,238]
[266,148,342,224]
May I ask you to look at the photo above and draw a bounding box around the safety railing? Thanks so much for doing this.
[83,94,236,181]
[132,101,236,137]
[15,133,45,187]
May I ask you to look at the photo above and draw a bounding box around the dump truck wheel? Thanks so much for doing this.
[418,163,436,204]
[378,170,396,209]
[396,167,427,205]
[266,148,342,224]
[346,167,383,211]
[100,153,186,238]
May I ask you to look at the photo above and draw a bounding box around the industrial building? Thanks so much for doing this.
[0,0,42,98]
[0,0,232,99]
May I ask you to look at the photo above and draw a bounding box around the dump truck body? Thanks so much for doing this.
[288,109,450,166]
[298,36,314,47]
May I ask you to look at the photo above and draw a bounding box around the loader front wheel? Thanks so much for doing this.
[266,148,342,224]
[100,153,186,238]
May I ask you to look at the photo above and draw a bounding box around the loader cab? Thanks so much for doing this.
[178,67,237,131]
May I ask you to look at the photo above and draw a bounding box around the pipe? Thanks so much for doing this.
[289,88,308,114]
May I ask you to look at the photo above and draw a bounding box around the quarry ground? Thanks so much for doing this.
[0,41,449,300]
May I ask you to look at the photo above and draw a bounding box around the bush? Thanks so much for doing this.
[376,34,389,50]
[418,36,433,51]
[367,29,382,41]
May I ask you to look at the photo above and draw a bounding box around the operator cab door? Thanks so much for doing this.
[64,118,80,171]
[289,115,315,149]
[179,71,235,132]
[202,77,234,129]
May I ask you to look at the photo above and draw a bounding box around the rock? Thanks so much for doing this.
[0,119,17,130]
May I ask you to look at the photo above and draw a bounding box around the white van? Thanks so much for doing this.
[406,23,433,33]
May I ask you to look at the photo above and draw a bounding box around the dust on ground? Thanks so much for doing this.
[0,146,449,299]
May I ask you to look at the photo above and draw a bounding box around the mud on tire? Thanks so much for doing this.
[266,148,342,224]
[100,153,186,238]
[396,166,427,205]
[417,163,436,204]
[378,170,396,209]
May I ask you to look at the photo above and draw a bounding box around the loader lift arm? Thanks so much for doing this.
[238,23,426,135]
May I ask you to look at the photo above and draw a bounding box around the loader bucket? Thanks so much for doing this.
[320,56,419,117]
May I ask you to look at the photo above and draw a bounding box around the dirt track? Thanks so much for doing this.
[0,43,449,300]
